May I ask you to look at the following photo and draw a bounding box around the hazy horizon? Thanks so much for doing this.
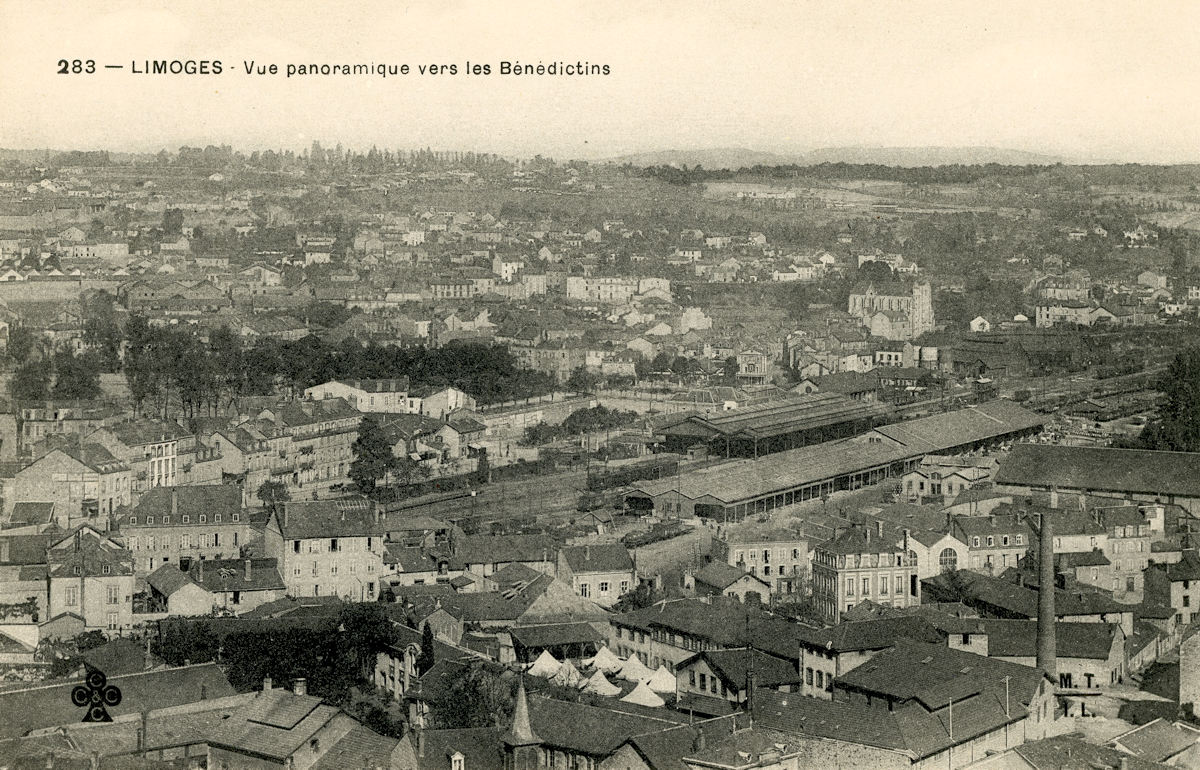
[3,0,1199,164]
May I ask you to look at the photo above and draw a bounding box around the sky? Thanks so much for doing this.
[2,0,1199,163]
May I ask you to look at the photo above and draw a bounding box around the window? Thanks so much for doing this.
[939,548,958,572]
[986,536,994,547]
[102,565,111,575]
[293,567,301,576]
[330,539,339,552]
[599,582,610,593]
[880,576,888,594]
[293,540,301,553]
[232,514,240,522]
[620,581,629,593]
[199,515,207,524]
[1015,534,1023,545]
[846,579,854,596]
[763,566,771,576]
[972,537,980,548]
[1002,535,1009,546]
[699,673,707,691]
[1185,596,1190,608]
[580,583,590,598]
[331,565,338,576]
[130,537,139,550]
[106,585,119,605]
[689,670,696,686]
[862,578,870,595]
[128,515,136,525]
[146,516,154,525]
[107,613,118,631]
[182,515,190,523]
[214,514,222,523]
[65,586,78,606]
[162,516,169,525]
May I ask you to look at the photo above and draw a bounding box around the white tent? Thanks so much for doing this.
[527,650,561,678]
[646,666,676,694]
[582,670,622,696]
[583,646,623,674]
[552,659,583,688]
[617,655,653,682]
[619,680,666,708]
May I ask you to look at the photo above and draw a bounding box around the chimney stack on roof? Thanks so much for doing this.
[263,677,272,691]
[171,489,177,517]
[293,678,307,696]
[245,559,252,582]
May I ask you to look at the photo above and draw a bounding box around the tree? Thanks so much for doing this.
[10,359,51,401]
[1138,347,1200,452]
[722,356,739,385]
[430,662,517,728]
[338,603,394,681]
[162,208,184,236]
[418,622,436,675]
[566,366,600,393]
[256,480,291,513]
[7,326,37,364]
[52,351,102,400]
[349,415,396,495]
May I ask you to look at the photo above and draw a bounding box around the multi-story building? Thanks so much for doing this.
[91,419,184,494]
[264,498,385,600]
[7,444,132,527]
[14,400,122,459]
[565,276,671,304]
[46,526,135,634]
[811,522,919,625]
[555,544,635,607]
[252,399,360,493]
[1098,504,1152,601]
[951,513,1035,575]
[120,485,251,574]
[711,527,809,595]
[303,378,411,413]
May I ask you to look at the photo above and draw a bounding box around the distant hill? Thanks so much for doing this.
[604,147,806,170]
[603,145,1069,170]
[801,146,1067,167]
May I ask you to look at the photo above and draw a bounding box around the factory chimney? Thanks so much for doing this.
[1036,499,1056,680]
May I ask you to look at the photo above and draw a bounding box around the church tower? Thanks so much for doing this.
[503,678,541,770]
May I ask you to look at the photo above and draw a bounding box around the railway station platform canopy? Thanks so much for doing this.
[655,392,893,457]
[628,399,1045,522]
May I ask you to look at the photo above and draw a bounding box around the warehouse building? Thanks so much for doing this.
[995,444,1200,516]
[654,392,892,457]
[627,400,1045,522]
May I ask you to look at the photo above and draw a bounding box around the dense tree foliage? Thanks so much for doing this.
[1137,347,1200,452]
[349,415,397,495]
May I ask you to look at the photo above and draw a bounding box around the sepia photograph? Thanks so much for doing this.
[1,0,1200,767]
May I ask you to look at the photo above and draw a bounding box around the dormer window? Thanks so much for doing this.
[451,754,465,770]
[232,514,240,522]
[162,516,169,525]
[102,565,111,574]
[182,515,190,523]
[73,566,81,575]
[146,516,154,525]
[214,514,222,523]
[128,516,136,525]
[199,515,207,523]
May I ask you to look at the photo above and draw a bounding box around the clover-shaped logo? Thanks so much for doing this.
[71,666,122,722]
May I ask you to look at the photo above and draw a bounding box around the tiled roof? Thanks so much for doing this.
[309,723,399,769]
[8,502,54,527]
[981,619,1119,660]
[209,689,339,761]
[417,728,505,770]
[693,562,766,591]
[995,444,1200,499]
[560,544,633,574]
[130,485,243,524]
[1109,717,1200,763]
[0,663,235,740]
[277,498,382,539]
[526,695,687,756]
[804,615,945,653]
[678,648,800,689]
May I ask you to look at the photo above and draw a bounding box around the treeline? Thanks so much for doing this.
[121,317,557,419]
[520,405,639,445]
[633,162,1058,186]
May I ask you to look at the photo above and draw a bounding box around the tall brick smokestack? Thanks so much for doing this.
[1036,505,1056,679]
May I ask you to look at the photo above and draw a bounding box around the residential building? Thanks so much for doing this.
[811,522,920,625]
[7,444,132,526]
[46,526,135,633]
[711,527,809,595]
[121,485,250,574]
[304,378,411,413]
[264,498,385,600]
[555,544,635,607]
